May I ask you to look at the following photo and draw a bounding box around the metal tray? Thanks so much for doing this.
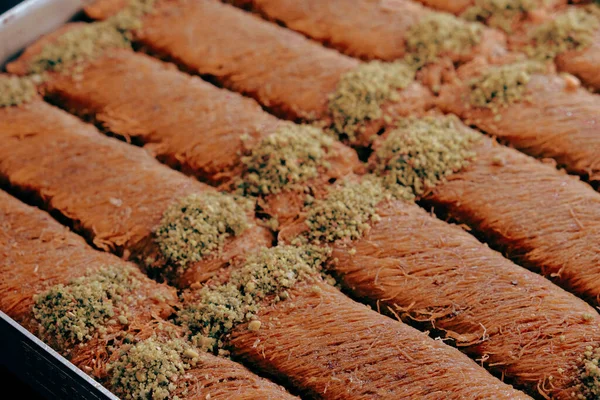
[0,312,118,400]
[0,0,92,65]
[1,1,118,398]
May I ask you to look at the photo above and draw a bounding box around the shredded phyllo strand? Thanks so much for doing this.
[108,335,199,400]
[296,177,406,245]
[32,266,140,345]
[461,0,539,33]
[237,123,334,196]
[27,0,156,74]
[528,6,600,60]
[328,61,415,141]
[405,13,483,66]
[467,61,545,112]
[177,246,329,350]
[0,76,37,107]
[155,192,250,268]
[371,116,480,196]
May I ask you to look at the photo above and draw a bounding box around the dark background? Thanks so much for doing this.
[1,0,22,13]
[1,2,55,398]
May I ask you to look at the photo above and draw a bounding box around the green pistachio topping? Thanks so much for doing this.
[177,245,329,350]
[32,266,140,345]
[155,192,250,269]
[462,0,540,33]
[27,0,156,74]
[405,13,483,66]
[371,116,480,196]
[0,76,37,107]
[296,177,411,245]
[467,61,545,112]
[328,61,415,142]
[528,7,600,60]
[109,335,198,400]
[29,22,131,74]
[237,123,334,196]
[580,345,600,399]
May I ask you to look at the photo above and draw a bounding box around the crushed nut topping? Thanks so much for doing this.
[237,123,334,195]
[528,6,600,61]
[462,0,541,33]
[27,0,156,74]
[296,177,409,245]
[578,345,600,399]
[0,76,37,107]
[177,245,329,350]
[371,116,480,196]
[467,61,545,112]
[155,192,250,269]
[328,61,415,142]
[405,13,483,66]
[109,335,199,400]
[32,266,140,346]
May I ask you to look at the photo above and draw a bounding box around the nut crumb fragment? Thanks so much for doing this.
[248,320,262,332]
[561,73,581,91]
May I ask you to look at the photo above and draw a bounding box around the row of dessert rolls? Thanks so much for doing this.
[0,189,296,399]
[0,87,529,399]
[1,0,600,398]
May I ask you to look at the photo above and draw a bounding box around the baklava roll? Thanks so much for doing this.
[366,115,600,307]
[437,59,600,186]
[224,0,506,64]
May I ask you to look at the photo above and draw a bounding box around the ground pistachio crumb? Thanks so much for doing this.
[328,61,415,142]
[578,345,600,399]
[108,335,197,400]
[27,0,155,74]
[155,192,250,269]
[247,320,262,332]
[32,266,140,345]
[467,61,546,112]
[461,0,540,33]
[177,245,330,349]
[0,75,37,107]
[236,123,334,196]
[405,13,483,66]
[371,116,480,197]
[528,6,600,61]
[295,177,411,245]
